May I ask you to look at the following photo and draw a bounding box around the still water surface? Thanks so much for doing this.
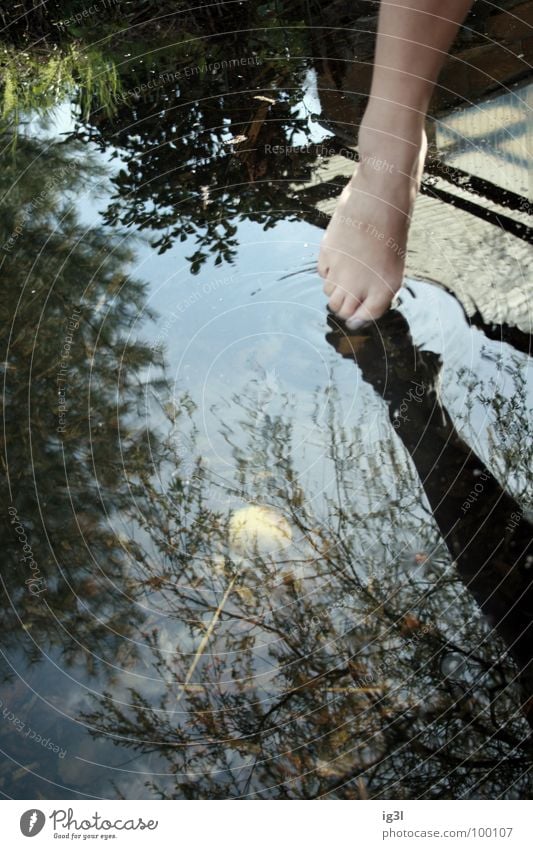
[1,43,532,799]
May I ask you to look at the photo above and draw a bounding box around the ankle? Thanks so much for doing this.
[358,105,426,168]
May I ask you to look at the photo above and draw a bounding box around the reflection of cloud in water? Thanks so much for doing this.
[229,505,292,557]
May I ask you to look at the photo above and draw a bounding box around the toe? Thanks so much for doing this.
[363,292,393,321]
[346,292,392,328]
[323,277,335,296]
[328,285,346,313]
[337,294,362,320]
[317,250,329,280]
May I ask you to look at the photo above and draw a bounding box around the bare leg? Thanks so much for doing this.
[318,0,474,328]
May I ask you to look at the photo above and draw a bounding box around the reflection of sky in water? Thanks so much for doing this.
[130,216,531,501]
[73,152,532,517]
[290,68,332,145]
[25,124,533,524]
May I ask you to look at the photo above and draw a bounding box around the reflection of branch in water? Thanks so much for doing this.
[178,574,238,700]
[79,358,532,799]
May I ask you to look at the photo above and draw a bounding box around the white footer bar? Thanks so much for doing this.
[3,799,531,848]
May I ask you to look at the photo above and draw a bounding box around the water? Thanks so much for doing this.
[1,12,532,800]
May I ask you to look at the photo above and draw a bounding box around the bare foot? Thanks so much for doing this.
[318,118,427,329]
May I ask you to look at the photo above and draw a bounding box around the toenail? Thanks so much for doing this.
[346,317,370,331]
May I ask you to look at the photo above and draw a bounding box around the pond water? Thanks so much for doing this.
[1,18,532,800]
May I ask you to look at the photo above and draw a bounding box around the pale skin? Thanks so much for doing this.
[318,0,475,329]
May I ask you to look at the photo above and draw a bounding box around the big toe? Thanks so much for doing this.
[345,292,392,329]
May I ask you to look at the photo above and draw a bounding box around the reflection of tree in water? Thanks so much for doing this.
[2,2,330,271]
[80,347,532,799]
[88,68,321,269]
[2,0,531,803]
[64,5,327,269]
[1,135,531,800]
[0,135,165,663]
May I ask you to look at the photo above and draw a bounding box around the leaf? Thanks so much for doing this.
[225,134,247,145]
[234,585,256,606]
[400,614,422,634]
[414,552,429,564]
[2,68,16,118]
[13,763,39,782]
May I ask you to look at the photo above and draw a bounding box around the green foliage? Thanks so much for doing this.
[0,134,164,651]
[0,0,318,266]
[0,43,121,131]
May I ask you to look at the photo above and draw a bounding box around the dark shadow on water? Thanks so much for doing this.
[326,309,533,729]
